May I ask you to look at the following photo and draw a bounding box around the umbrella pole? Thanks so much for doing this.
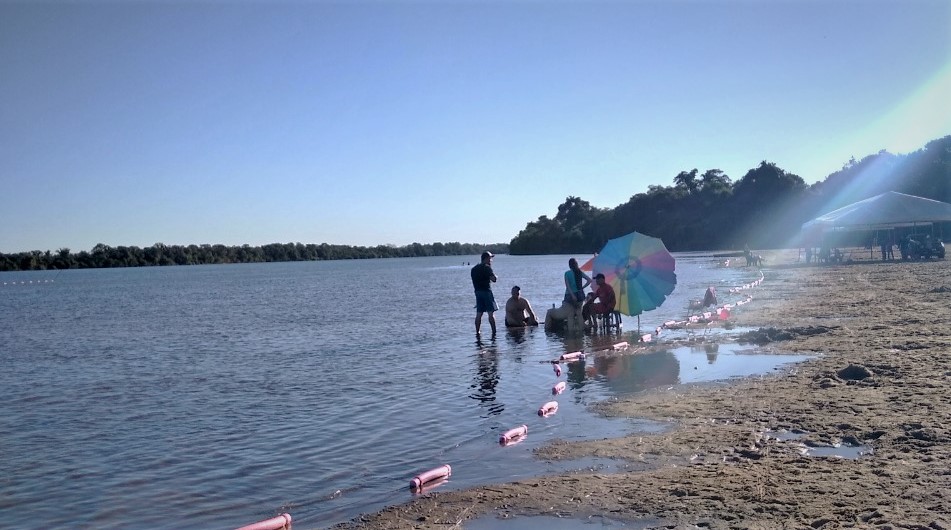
[637,315,640,334]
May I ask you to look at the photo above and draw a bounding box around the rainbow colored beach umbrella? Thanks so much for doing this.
[592,231,677,317]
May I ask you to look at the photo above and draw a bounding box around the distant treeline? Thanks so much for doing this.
[0,241,509,271]
[510,135,951,254]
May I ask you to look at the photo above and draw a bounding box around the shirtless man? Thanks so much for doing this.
[504,286,539,327]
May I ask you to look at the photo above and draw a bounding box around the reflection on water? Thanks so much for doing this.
[470,341,502,417]
[589,351,681,393]
[504,326,532,346]
[557,343,813,396]
[676,343,812,384]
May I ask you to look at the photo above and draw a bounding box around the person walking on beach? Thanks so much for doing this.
[504,286,539,327]
[471,251,498,336]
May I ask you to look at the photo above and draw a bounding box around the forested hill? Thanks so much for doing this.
[510,134,951,254]
[0,241,508,271]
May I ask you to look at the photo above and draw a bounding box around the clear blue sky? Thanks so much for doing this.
[2,0,949,253]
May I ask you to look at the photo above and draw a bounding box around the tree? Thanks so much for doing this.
[673,169,699,194]
[554,196,595,232]
[699,169,732,194]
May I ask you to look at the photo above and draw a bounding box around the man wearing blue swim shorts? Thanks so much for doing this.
[471,251,498,336]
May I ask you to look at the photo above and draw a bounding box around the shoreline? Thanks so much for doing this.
[333,253,951,529]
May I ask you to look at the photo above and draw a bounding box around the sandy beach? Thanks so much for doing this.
[333,251,951,529]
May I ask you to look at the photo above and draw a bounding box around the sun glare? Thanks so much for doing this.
[864,62,951,154]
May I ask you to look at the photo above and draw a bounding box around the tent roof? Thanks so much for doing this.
[801,191,951,233]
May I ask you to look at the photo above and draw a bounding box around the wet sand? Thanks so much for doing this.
[332,251,951,529]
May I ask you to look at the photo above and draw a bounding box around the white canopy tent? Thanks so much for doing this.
[801,191,951,235]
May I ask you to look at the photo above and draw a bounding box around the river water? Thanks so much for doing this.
[0,254,800,529]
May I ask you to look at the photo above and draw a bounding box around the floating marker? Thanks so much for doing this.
[410,464,452,490]
[559,351,584,362]
[499,425,528,445]
[235,513,292,530]
[538,401,559,416]
[640,334,652,343]
[612,341,629,350]
[553,363,562,377]
[552,381,566,395]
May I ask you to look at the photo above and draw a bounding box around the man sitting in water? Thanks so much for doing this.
[504,286,539,327]
[582,273,617,326]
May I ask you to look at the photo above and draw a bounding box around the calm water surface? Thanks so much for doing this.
[0,254,797,529]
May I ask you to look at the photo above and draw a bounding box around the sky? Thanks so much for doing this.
[2,0,950,253]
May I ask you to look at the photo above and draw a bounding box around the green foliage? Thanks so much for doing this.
[510,197,610,254]
[509,134,951,254]
[0,241,509,271]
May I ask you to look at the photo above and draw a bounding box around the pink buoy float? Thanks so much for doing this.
[235,513,292,530]
[559,351,585,362]
[553,363,562,377]
[499,424,528,445]
[538,401,558,416]
[612,341,629,350]
[552,381,566,395]
[640,334,652,343]
[410,464,452,491]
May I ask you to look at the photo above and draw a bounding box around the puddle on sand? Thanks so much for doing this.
[466,513,663,529]
[674,343,813,384]
[577,342,813,398]
[801,443,872,459]
[766,430,872,459]
[765,429,807,442]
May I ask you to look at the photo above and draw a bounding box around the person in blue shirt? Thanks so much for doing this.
[563,257,591,308]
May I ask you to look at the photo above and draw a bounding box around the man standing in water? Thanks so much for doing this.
[471,251,498,336]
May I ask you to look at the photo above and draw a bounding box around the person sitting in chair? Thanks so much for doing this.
[582,273,617,327]
[504,286,539,327]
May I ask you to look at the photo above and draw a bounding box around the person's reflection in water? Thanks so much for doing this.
[704,343,719,364]
[503,327,529,363]
[566,357,588,386]
[593,354,622,379]
[470,339,503,416]
[505,326,528,345]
